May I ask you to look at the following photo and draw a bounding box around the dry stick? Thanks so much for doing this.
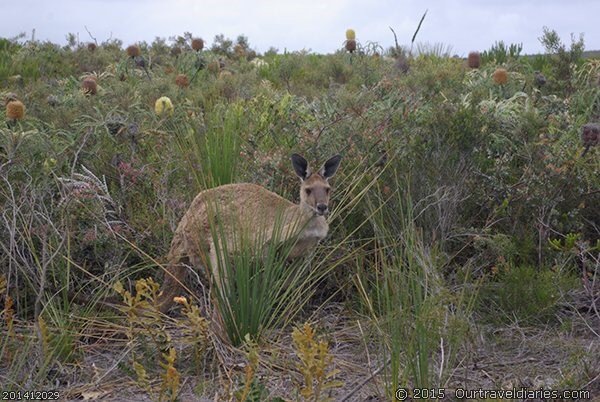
[84,25,98,46]
[410,9,428,56]
[34,230,48,323]
[339,357,391,402]
[34,230,65,361]
[389,27,400,56]
[71,127,92,175]
[0,176,17,300]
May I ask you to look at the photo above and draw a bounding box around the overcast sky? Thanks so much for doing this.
[0,0,597,55]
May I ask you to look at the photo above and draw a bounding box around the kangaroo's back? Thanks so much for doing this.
[176,183,304,245]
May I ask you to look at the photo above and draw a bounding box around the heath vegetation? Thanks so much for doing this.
[0,26,599,400]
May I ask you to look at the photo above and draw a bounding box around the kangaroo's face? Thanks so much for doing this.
[291,154,342,216]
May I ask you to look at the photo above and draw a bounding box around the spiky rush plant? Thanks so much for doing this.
[206,198,309,345]
[201,102,242,187]
[355,173,475,395]
[492,67,508,85]
[467,51,480,68]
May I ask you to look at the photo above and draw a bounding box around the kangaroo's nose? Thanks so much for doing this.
[316,204,328,215]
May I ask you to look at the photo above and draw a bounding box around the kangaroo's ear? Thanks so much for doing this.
[320,154,342,180]
[291,154,310,180]
[319,155,342,179]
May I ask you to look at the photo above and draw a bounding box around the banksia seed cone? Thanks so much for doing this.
[346,39,357,53]
[126,44,141,58]
[135,56,146,68]
[6,100,25,120]
[171,46,182,57]
[208,61,220,74]
[492,68,508,85]
[534,71,547,87]
[346,29,356,40]
[87,43,97,52]
[106,115,126,135]
[467,51,480,69]
[581,123,599,148]
[46,95,59,107]
[82,78,97,95]
[155,96,174,116]
[234,44,245,58]
[191,38,204,51]
[175,74,189,88]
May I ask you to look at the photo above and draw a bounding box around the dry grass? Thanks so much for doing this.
[15,295,596,401]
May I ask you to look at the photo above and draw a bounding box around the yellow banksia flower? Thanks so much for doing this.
[345,29,356,40]
[155,96,174,116]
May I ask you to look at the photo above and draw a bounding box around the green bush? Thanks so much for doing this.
[479,265,580,324]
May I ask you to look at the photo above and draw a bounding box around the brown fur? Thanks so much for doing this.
[157,154,341,313]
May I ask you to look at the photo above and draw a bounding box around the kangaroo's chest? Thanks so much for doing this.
[301,218,329,241]
[287,217,328,259]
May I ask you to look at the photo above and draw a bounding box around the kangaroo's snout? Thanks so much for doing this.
[316,203,328,216]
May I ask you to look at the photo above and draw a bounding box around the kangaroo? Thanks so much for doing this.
[156,153,342,313]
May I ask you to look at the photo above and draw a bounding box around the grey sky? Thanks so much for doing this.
[1,0,597,55]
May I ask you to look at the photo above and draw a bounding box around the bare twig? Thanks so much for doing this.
[389,27,400,55]
[340,357,391,401]
[410,9,428,55]
[71,127,93,175]
[84,26,98,46]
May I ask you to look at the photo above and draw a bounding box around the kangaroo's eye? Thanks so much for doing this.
[305,189,312,196]
[325,188,330,194]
